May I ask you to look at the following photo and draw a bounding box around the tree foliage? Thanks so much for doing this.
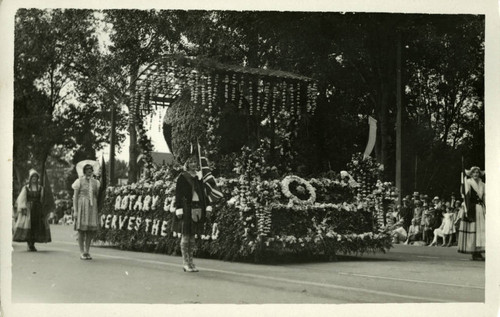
[14,9,102,187]
[173,11,484,196]
[14,10,484,199]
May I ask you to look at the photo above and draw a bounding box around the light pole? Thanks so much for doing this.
[395,30,403,207]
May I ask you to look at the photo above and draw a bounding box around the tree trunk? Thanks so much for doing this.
[109,102,116,185]
[379,87,390,180]
[128,62,140,183]
[395,30,402,206]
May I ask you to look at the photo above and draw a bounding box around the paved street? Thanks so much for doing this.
[11,225,484,304]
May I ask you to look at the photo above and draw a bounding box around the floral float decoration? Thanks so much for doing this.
[96,153,392,263]
[281,175,316,205]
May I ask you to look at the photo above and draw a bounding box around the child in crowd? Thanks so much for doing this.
[441,206,456,247]
[404,218,421,245]
[422,208,433,245]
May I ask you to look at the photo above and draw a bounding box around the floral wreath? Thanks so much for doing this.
[281,175,316,205]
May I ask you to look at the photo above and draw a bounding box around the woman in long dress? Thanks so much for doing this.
[173,156,212,272]
[13,169,53,251]
[72,160,100,260]
[458,166,485,261]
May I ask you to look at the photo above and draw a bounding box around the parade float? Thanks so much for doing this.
[95,55,393,263]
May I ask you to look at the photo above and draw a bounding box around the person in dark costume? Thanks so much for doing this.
[458,166,485,261]
[173,156,212,272]
[13,169,53,251]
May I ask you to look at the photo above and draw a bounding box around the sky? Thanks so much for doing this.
[97,108,170,163]
[92,12,170,163]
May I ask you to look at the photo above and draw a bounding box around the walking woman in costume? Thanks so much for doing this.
[458,166,485,261]
[72,160,100,260]
[173,156,211,272]
[13,169,53,251]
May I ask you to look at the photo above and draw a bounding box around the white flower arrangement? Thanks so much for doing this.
[114,196,122,210]
[120,195,129,211]
[281,175,316,205]
[154,180,164,188]
[142,195,152,211]
[151,195,160,209]
[133,195,143,211]
[128,195,137,210]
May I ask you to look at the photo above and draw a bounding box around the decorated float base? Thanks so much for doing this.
[95,167,392,263]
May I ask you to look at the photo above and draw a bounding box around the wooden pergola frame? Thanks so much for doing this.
[132,54,318,119]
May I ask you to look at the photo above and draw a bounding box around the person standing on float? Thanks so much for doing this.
[173,156,211,272]
[72,160,100,260]
[458,166,485,261]
[13,169,53,251]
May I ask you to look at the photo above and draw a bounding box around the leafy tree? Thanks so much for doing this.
[103,9,183,182]
[172,11,484,195]
[14,9,102,188]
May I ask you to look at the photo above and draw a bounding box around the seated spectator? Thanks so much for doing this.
[429,210,446,246]
[432,196,442,210]
[401,198,412,232]
[63,214,74,225]
[422,208,433,245]
[59,210,74,225]
[390,219,407,244]
[48,211,57,224]
[413,200,423,225]
[404,218,422,245]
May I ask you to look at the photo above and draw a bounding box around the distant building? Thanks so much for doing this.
[150,152,174,166]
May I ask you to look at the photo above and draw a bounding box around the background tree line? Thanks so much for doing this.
[13,9,484,198]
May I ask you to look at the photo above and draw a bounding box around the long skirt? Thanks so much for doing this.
[13,202,51,243]
[458,204,485,254]
[74,196,99,231]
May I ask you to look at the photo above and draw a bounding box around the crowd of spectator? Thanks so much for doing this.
[49,190,74,225]
[387,192,463,247]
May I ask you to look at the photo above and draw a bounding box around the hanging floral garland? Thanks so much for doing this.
[311,82,318,115]
[238,76,244,109]
[248,81,254,115]
[231,74,237,102]
[263,82,270,114]
[205,74,221,157]
[224,74,229,103]
[256,79,262,113]
[271,85,278,118]
[281,175,316,205]
[201,74,206,107]
[281,81,287,108]
[137,119,154,168]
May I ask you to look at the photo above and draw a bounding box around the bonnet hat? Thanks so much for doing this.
[74,160,100,207]
[465,166,485,177]
[76,160,100,178]
[28,169,40,182]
